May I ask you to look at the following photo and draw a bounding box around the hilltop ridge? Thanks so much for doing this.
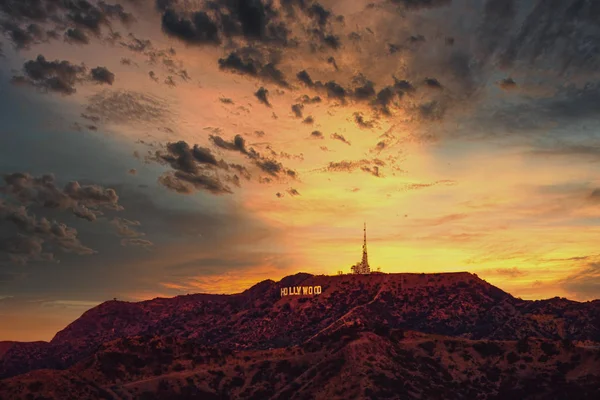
[0,271,599,398]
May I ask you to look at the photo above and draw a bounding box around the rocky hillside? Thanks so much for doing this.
[1,327,599,400]
[0,272,599,398]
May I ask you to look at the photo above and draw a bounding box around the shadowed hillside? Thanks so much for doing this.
[1,272,599,399]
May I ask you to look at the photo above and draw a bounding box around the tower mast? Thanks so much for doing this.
[361,222,370,273]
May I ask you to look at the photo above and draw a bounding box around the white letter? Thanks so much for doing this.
[281,288,285,297]
[308,286,313,294]
[315,286,322,294]
[302,287,309,295]
[283,288,288,296]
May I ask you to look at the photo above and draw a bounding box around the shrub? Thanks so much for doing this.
[506,352,520,364]
[473,342,503,358]
[541,342,557,356]
[173,362,185,372]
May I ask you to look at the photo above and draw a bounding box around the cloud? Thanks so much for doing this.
[210,135,247,154]
[218,48,288,87]
[85,90,171,124]
[498,77,517,90]
[160,9,220,45]
[111,217,144,238]
[65,27,90,44]
[310,130,324,139]
[0,0,134,49]
[291,104,304,118]
[561,261,600,300]
[354,112,375,129]
[323,159,385,177]
[254,87,271,107]
[1,21,48,49]
[298,94,321,104]
[0,172,122,222]
[390,0,452,10]
[12,55,115,95]
[120,238,154,249]
[151,134,295,194]
[494,267,527,278]
[90,66,115,85]
[302,116,314,124]
[12,55,87,95]
[0,172,125,264]
[331,133,351,145]
[158,0,297,47]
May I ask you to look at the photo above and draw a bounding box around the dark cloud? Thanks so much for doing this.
[0,172,126,264]
[159,0,296,47]
[291,103,304,118]
[298,94,321,104]
[353,76,376,100]
[254,86,271,107]
[390,0,453,10]
[1,21,47,49]
[210,134,247,154]
[64,27,89,44]
[302,116,314,124]
[327,56,338,70]
[287,188,300,196]
[331,133,351,145]
[209,134,296,180]
[296,70,314,86]
[323,159,385,177]
[120,238,154,249]
[589,189,600,202]
[0,0,134,49]
[310,130,323,139]
[218,48,288,87]
[423,77,443,90]
[13,55,116,95]
[90,66,115,85]
[354,112,375,129]
[12,55,86,95]
[561,261,600,300]
[161,9,220,45]
[498,77,517,90]
[419,100,445,120]
[219,97,234,104]
[164,76,176,87]
[152,133,296,194]
[321,80,347,101]
[1,172,122,222]
[158,171,233,195]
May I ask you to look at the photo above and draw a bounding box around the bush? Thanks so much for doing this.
[27,381,43,392]
[541,342,557,356]
[517,337,530,353]
[473,342,504,358]
[173,362,185,372]
[506,352,519,364]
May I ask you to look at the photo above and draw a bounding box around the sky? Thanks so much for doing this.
[1,0,600,341]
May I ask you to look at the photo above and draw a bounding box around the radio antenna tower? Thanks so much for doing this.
[351,222,371,274]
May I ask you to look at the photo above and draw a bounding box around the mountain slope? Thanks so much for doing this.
[0,272,598,383]
[1,328,599,400]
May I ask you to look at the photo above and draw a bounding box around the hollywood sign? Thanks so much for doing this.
[280,286,322,297]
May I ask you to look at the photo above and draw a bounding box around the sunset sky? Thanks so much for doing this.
[1,0,600,341]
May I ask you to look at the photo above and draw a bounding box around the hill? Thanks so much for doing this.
[0,272,599,399]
